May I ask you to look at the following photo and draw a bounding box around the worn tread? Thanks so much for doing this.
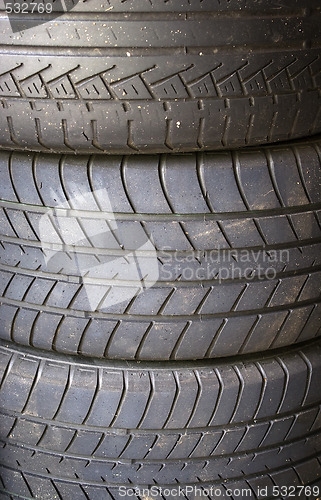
[0,1,320,152]
[0,139,320,360]
[0,340,321,497]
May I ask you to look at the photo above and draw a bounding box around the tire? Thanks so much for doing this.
[0,0,321,153]
[0,338,321,499]
[0,136,320,360]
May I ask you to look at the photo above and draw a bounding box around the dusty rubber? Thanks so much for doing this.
[0,136,320,360]
[0,0,321,153]
[0,338,321,498]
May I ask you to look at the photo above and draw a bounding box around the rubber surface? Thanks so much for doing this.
[0,136,320,360]
[0,338,321,499]
[0,0,321,153]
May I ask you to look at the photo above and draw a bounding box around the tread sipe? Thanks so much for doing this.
[0,0,320,153]
[0,136,320,360]
[0,339,321,498]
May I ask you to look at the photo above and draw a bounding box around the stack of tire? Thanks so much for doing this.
[0,1,321,499]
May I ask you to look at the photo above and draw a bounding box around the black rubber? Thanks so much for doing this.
[0,338,321,499]
[0,136,320,361]
[0,0,321,153]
